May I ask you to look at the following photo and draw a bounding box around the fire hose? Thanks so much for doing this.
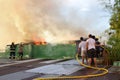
[33,48,108,80]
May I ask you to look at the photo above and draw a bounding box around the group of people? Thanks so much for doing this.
[9,42,24,60]
[9,35,102,63]
[78,34,103,67]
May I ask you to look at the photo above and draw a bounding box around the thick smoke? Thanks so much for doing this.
[0,0,94,50]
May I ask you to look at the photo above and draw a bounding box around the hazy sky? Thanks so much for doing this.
[0,0,110,50]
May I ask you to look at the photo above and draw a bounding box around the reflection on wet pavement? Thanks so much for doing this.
[26,59,84,75]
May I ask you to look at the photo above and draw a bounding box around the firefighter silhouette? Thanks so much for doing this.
[9,42,16,59]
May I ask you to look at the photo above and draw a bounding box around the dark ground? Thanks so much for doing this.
[0,59,120,80]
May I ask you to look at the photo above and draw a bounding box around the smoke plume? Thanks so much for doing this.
[0,0,95,50]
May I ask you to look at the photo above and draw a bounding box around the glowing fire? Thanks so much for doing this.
[32,35,46,45]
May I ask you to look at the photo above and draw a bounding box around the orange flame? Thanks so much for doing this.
[32,34,46,45]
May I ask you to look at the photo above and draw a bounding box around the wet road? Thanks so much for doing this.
[0,59,120,80]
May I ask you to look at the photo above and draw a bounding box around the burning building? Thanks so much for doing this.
[5,39,77,60]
